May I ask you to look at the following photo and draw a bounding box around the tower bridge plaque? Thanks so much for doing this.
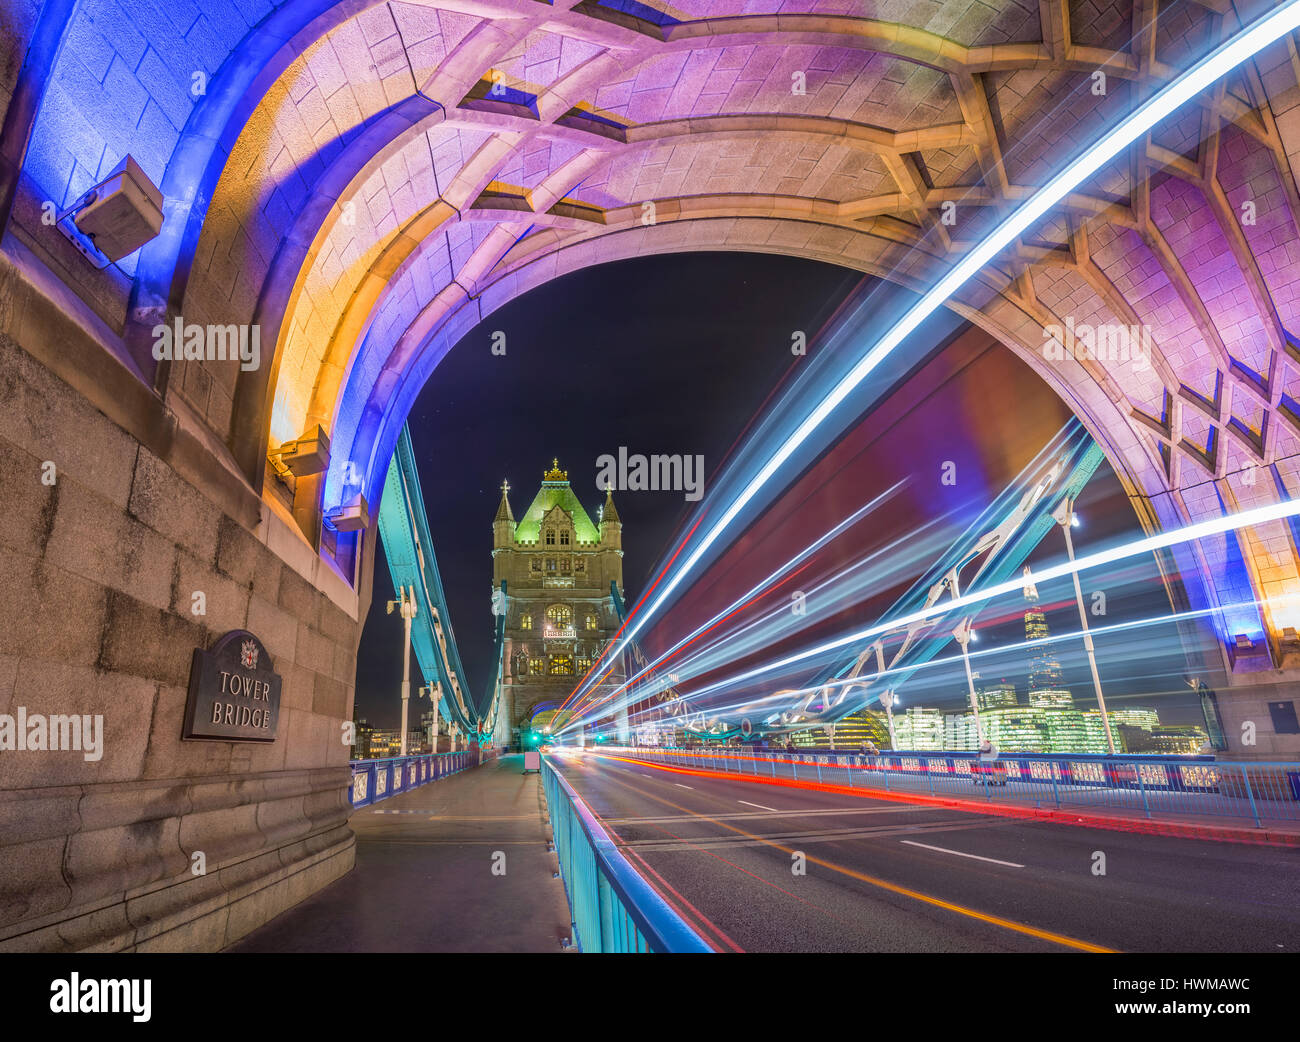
[182,630,282,742]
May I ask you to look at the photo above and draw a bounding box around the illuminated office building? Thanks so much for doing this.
[1109,708,1161,731]
[791,710,891,750]
[1029,688,1074,708]
[977,680,1018,709]
[894,707,946,750]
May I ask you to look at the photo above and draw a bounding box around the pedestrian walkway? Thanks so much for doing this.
[228,755,573,952]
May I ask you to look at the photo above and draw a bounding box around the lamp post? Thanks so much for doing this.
[953,618,987,748]
[1052,499,1117,755]
[419,682,440,753]
[879,689,899,750]
[387,585,418,756]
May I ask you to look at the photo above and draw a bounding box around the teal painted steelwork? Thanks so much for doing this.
[377,425,508,742]
[542,756,713,952]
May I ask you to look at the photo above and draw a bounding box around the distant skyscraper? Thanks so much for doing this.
[1024,584,1064,692]
[977,679,1018,710]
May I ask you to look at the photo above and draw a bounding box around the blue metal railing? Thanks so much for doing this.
[349,752,476,808]
[617,747,1300,829]
[541,756,713,953]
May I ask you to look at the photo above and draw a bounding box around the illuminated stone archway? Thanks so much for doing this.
[5,0,1300,952]
[11,0,1296,729]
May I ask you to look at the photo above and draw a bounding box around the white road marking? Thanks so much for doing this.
[674,783,695,790]
[738,800,779,812]
[901,839,1024,868]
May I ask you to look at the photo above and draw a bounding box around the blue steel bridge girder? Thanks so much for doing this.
[377,425,507,743]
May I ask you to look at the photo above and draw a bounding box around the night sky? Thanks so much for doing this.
[353,251,1209,730]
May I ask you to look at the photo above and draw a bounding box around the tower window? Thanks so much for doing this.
[549,654,574,676]
[520,614,532,630]
[545,531,555,545]
[546,559,556,572]
[560,531,570,546]
[585,613,598,631]
[529,658,544,675]
[546,604,573,630]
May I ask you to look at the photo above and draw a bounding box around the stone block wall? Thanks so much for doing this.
[0,249,365,951]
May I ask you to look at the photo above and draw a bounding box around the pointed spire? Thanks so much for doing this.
[601,482,620,525]
[494,479,514,523]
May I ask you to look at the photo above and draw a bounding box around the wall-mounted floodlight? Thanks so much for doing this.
[57,155,164,267]
[268,424,331,478]
[325,493,369,532]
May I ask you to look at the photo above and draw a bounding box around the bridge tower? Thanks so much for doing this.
[492,461,626,743]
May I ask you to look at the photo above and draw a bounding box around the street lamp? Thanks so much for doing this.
[387,585,418,756]
[419,681,441,753]
[1052,498,1116,755]
[952,617,987,748]
[878,689,899,750]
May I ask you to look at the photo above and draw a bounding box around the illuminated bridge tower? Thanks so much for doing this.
[493,461,626,743]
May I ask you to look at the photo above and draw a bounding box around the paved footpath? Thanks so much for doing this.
[229,755,574,952]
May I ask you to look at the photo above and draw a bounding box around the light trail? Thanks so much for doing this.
[625,599,1244,729]
[565,0,1300,709]
[559,483,909,717]
[571,514,952,722]
[577,495,1294,731]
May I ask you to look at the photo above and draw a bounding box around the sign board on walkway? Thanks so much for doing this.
[523,751,541,772]
[182,630,282,742]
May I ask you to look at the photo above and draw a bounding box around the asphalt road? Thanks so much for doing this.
[552,750,1300,953]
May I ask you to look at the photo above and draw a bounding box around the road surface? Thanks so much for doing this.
[553,750,1300,953]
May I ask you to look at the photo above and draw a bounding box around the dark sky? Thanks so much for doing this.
[355,252,861,727]
[353,251,1212,730]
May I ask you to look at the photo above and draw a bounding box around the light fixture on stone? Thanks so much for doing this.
[268,424,330,477]
[57,155,165,268]
[325,493,369,532]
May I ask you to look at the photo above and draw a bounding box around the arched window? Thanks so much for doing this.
[585,613,599,631]
[519,614,532,630]
[546,604,573,631]
[545,530,555,545]
[560,531,570,546]
[549,654,574,676]
[529,658,544,675]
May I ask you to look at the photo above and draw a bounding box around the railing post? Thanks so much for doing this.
[1050,766,1061,808]
[1239,765,1263,828]
[1135,761,1152,819]
[883,759,890,791]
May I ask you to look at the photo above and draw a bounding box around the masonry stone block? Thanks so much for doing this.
[98,588,205,688]
[0,551,109,669]
[127,448,221,564]
[46,471,177,613]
